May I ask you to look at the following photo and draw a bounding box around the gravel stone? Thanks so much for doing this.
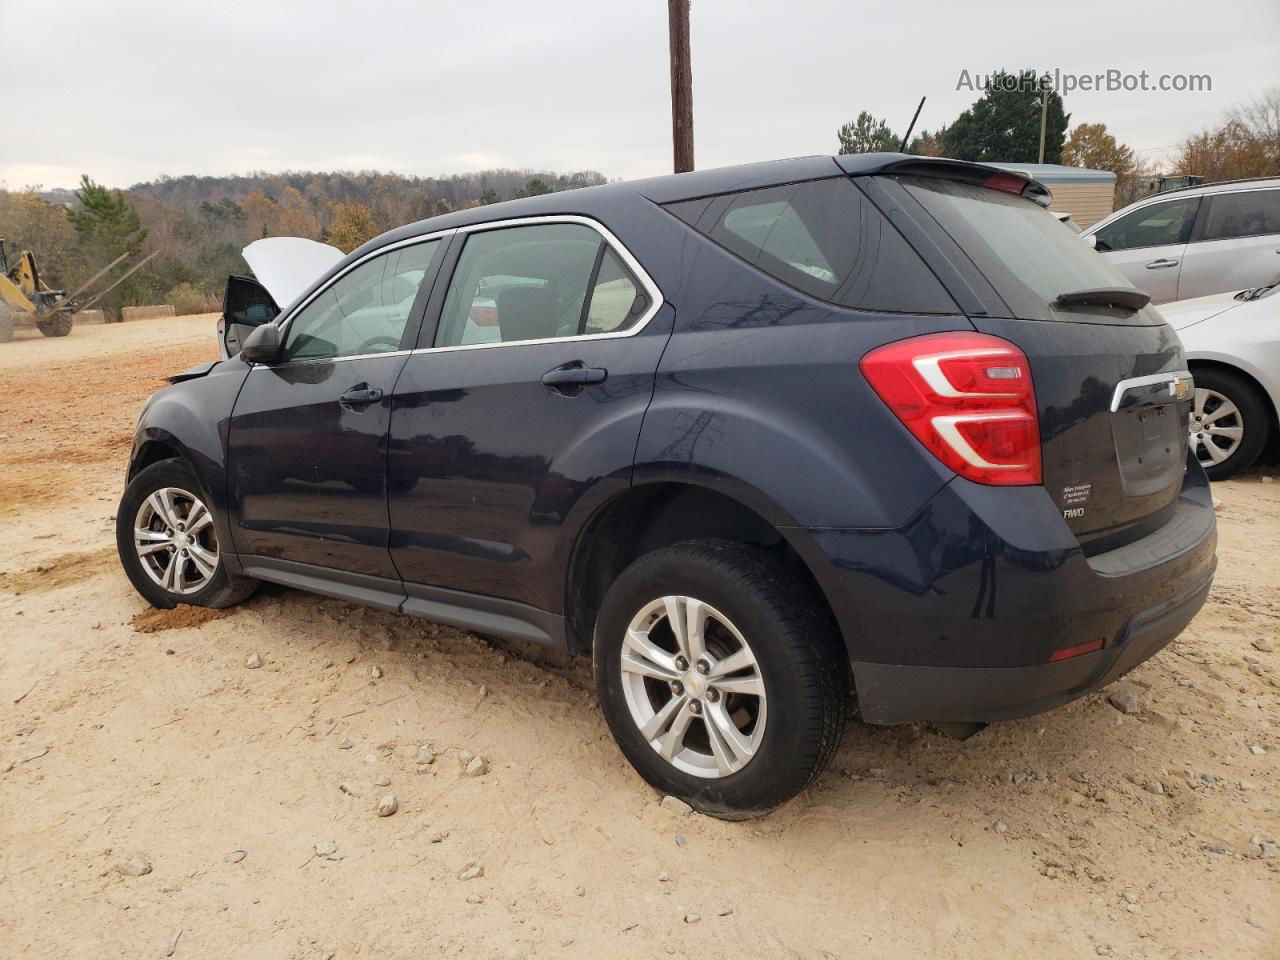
[462,755,488,777]
[376,793,398,817]
[1145,780,1165,795]
[1249,744,1265,756]
[245,653,263,669]
[338,737,353,750]
[223,849,247,864]
[684,913,701,924]
[416,745,435,765]
[660,795,693,816]
[458,862,484,881]
[370,665,383,679]
[1253,637,1274,653]
[1106,683,1140,714]
[113,857,152,877]
[993,820,1008,834]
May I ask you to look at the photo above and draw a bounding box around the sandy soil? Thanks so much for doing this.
[1,316,1277,959]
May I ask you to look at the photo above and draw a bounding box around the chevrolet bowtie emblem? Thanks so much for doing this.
[1170,379,1191,400]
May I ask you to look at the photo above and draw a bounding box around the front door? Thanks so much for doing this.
[226,236,446,578]
[1092,196,1200,304]
[387,220,667,614]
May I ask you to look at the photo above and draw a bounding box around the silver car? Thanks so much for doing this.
[1083,178,1280,304]
[1158,282,1280,479]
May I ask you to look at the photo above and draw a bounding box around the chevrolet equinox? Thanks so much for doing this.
[116,154,1218,818]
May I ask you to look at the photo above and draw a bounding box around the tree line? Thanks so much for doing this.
[0,168,605,319]
[3,78,1277,321]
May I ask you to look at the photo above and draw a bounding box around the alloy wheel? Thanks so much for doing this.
[1189,387,1245,467]
[133,486,219,595]
[619,595,767,779]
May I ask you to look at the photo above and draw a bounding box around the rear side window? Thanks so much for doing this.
[900,175,1154,324]
[434,223,649,347]
[666,178,956,314]
[1199,189,1280,242]
[1093,197,1200,251]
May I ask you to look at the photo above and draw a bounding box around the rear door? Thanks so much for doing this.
[387,219,668,617]
[1177,188,1280,299]
[887,174,1194,551]
[1089,196,1200,304]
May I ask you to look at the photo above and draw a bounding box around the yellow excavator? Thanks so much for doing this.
[0,237,157,342]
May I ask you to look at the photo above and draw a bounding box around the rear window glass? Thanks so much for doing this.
[899,175,1151,323]
[1200,189,1280,242]
[666,178,956,314]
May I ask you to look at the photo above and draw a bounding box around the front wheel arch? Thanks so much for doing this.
[1188,360,1275,479]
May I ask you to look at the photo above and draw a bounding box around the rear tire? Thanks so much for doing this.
[593,539,848,819]
[36,312,73,337]
[116,458,258,610]
[1191,367,1269,480]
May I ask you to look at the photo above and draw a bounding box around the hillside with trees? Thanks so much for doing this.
[0,167,606,319]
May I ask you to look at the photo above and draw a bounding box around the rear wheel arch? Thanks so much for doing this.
[563,481,843,658]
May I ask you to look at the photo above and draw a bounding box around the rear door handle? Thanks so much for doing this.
[541,361,607,393]
[340,384,384,406]
[1145,258,1179,269]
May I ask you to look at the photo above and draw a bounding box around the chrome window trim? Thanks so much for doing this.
[252,214,663,369]
[412,214,664,355]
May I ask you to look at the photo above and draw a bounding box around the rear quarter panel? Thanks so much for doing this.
[634,232,969,529]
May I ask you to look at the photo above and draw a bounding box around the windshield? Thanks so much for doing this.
[898,175,1158,324]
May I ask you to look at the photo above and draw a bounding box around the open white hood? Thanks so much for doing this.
[242,237,344,309]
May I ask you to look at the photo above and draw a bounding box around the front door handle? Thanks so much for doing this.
[541,361,607,394]
[1145,258,1179,269]
[340,384,384,407]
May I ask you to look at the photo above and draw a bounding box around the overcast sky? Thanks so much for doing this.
[4,0,1277,191]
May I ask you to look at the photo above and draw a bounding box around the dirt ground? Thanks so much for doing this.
[1,315,1277,960]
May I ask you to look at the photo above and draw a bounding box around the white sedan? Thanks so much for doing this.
[1158,283,1280,479]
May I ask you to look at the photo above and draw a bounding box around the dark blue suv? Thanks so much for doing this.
[116,154,1217,818]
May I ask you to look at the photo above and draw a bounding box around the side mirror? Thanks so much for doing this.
[240,322,282,363]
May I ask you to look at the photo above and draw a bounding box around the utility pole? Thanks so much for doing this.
[668,0,694,173]
[1037,73,1049,164]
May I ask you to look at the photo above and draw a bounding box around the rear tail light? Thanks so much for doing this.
[860,332,1042,486]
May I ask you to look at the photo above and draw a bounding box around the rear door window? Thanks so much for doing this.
[666,178,957,314]
[899,175,1158,324]
[1199,189,1280,241]
[434,223,649,347]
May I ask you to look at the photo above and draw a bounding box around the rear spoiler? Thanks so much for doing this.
[835,155,1054,207]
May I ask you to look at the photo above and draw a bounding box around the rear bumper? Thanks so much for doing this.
[792,456,1217,725]
[851,561,1214,723]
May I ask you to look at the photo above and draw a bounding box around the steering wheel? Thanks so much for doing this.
[353,335,402,355]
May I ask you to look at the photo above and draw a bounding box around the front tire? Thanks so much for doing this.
[36,312,73,337]
[116,458,258,609]
[594,540,848,819]
[1190,367,1269,480]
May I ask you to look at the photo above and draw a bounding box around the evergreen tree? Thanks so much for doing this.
[941,71,1069,163]
[836,112,899,154]
[66,175,147,265]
